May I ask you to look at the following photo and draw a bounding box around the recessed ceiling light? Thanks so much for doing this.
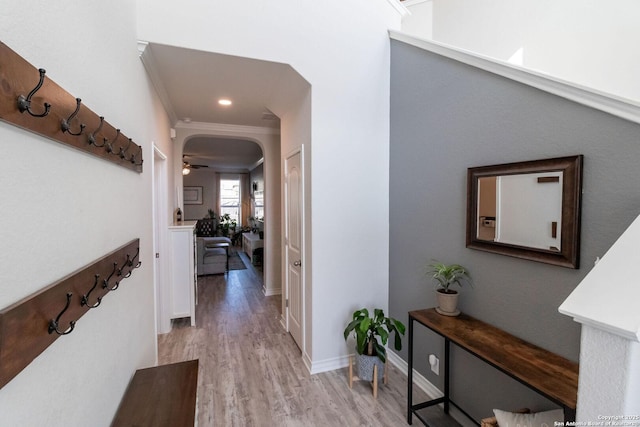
[218,99,232,106]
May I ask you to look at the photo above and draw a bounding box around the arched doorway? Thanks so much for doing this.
[182,136,263,230]
[176,128,281,297]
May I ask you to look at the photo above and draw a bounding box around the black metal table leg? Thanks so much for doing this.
[444,338,450,414]
[408,316,414,424]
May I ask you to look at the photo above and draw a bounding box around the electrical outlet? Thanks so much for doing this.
[429,354,439,375]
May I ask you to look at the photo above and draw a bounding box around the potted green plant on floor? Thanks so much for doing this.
[218,213,237,237]
[343,308,405,383]
[427,261,472,317]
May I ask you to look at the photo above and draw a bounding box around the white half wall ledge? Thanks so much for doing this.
[559,213,640,342]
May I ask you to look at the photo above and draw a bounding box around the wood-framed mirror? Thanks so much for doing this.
[466,155,583,268]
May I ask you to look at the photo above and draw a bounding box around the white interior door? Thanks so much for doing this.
[285,148,304,350]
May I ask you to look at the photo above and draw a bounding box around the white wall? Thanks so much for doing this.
[576,326,640,420]
[403,0,640,103]
[267,66,313,363]
[402,0,434,40]
[560,214,640,418]
[137,0,403,369]
[0,1,165,426]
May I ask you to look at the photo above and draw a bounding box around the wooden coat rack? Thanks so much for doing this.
[0,239,141,389]
[0,41,143,172]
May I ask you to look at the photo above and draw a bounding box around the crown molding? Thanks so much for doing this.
[175,120,281,136]
[389,30,640,125]
[249,157,264,171]
[386,0,410,17]
[402,0,430,7]
[137,40,179,124]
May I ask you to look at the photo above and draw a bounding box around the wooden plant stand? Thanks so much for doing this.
[348,355,388,399]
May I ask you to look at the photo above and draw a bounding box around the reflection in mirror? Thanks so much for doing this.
[254,190,264,218]
[477,172,563,251]
[467,155,583,269]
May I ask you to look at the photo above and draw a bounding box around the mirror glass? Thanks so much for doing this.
[467,156,583,268]
[254,190,264,218]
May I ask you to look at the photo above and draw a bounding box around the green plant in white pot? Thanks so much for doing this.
[343,308,405,382]
[427,261,472,317]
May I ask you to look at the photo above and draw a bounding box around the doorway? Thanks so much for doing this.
[153,145,171,334]
[284,147,304,350]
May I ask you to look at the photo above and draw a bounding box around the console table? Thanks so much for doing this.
[407,308,578,426]
[242,231,263,264]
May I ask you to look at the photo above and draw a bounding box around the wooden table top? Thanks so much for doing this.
[409,308,578,410]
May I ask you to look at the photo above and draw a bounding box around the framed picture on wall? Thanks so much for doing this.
[184,186,203,205]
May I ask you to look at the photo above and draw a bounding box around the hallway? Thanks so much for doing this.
[157,253,425,426]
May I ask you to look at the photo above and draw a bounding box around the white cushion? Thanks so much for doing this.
[493,408,564,427]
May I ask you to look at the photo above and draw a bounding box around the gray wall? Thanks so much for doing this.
[389,40,640,419]
[183,169,216,221]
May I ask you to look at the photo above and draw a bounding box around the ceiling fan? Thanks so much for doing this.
[182,155,210,175]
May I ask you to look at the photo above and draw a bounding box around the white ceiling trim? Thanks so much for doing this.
[137,40,179,124]
[402,0,429,7]
[386,0,410,17]
[175,120,281,136]
[390,30,640,125]
[249,157,264,171]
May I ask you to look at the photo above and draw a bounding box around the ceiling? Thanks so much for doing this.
[143,43,288,170]
[183,136,264,171]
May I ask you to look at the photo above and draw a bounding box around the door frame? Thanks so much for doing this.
[283,145,305,352]
[153,144,171,335]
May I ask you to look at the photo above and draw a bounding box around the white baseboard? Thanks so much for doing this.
[302,351,314,374]
[309,355,349,375]
[387,350,442,399]
[263,286,281,296]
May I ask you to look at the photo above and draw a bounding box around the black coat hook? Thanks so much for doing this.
[81,274,102,309]
[102,262,120,291]
[130,145,142,164]
[87,116,105,147]
[61,98,86,136]
[105,129,120,154]
[118,138,133,159]
[48,292,76,335]
[118,254,133,279]
[17,68,51,117]
[131,247,142,269]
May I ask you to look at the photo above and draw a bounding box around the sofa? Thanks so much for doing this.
[196,236,231,276]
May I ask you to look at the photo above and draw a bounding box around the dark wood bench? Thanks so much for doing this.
[111,359,198,427]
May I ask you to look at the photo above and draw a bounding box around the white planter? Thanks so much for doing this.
[436,290,460,316]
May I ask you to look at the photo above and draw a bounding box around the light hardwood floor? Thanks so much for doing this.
[158,252,430,427]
